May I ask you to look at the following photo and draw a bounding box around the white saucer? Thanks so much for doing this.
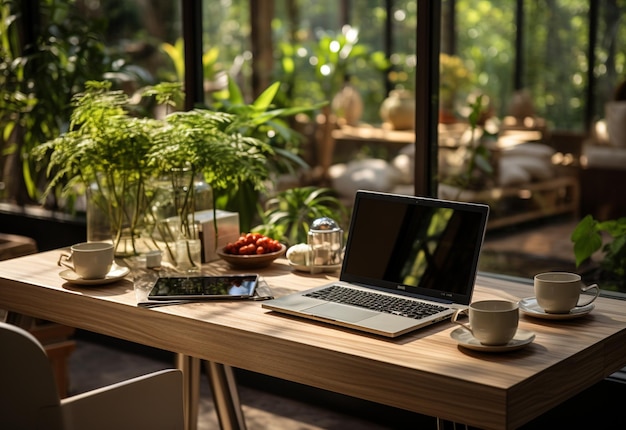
[59,263,130,286]
[289,262,342,273]
[519,297,595,320]
[451,327,535,353]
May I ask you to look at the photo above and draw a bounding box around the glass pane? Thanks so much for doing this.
[440,1,626,295]
[453,0,516,121]
[202,0,251,102]
[593,1,626,119]
[272,0,395,123]
[524,0,589,131]
[88,0,183,87]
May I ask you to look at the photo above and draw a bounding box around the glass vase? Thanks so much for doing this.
[152,168,211,272]
[86,176,155,257]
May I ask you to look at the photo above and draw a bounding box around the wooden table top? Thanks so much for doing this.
[1,249,626,429]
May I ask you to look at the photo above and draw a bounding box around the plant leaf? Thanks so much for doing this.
[227,76,245,105]
[571,215,603,267]
[252,82,280,111]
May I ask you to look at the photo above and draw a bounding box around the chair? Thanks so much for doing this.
[0,322,184,430]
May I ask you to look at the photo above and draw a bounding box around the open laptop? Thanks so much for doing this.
[262,190,489,337]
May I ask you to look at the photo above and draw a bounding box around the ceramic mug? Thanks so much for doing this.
[58,242,114,279]
[452,300,519,346]
[534,272,599,314]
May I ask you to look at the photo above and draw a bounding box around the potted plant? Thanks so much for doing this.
[33,81,161,256]
[253,186,347,247]
[571,214,626,292]
[32,80,274,266]
[147,87,273,269]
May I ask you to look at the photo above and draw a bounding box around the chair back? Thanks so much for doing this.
[0,322,64,430]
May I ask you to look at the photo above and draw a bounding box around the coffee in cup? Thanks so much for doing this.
[58,242,114,279]
[534,272,599,314]
[452,300,519,346]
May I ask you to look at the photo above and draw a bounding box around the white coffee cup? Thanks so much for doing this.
[452,300,519,346]
[58,242,114,279]
[534,272,599,314]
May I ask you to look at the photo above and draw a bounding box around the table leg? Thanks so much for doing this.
[436,418,469,430]
[176,354,201,430]
[176,355,247,430]
[204,361,247,430]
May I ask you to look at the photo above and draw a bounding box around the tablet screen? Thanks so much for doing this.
[148,275,258,300]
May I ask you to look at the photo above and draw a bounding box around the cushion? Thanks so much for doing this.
[329,159,402,197]
[499,155,554,182]
[500,142,555,159]
[581,144,626,170]
[498,160,532,186]
[605,101,626,147]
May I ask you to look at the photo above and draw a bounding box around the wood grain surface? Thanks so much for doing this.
[1,250,625,429]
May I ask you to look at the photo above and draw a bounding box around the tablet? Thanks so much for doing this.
[147,274,259,300]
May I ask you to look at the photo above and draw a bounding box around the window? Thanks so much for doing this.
[3,0,625,294]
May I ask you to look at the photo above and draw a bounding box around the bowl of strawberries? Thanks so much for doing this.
[217,233,286,269]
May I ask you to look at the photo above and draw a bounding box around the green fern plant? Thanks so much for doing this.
[253,187,347,246]
[32,80,274,256]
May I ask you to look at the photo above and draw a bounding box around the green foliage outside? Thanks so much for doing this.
[4,0,626,216]
[209,77,324,231]
[0,0,157,207]
[571,215,626,291]
[201,0,395,123]
[455,0,626,130]
[449,95,494,189]
[0,0,111,205]
[195,0,626,130]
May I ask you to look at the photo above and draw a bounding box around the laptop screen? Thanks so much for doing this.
[340,191,489,305]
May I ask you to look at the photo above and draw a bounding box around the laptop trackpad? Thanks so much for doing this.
[303,302,378,322]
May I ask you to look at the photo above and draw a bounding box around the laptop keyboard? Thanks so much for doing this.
[304,285,448,320]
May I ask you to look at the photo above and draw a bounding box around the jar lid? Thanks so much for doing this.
[310,217,340,232]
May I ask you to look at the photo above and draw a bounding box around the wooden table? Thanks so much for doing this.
[2,250,626,429]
